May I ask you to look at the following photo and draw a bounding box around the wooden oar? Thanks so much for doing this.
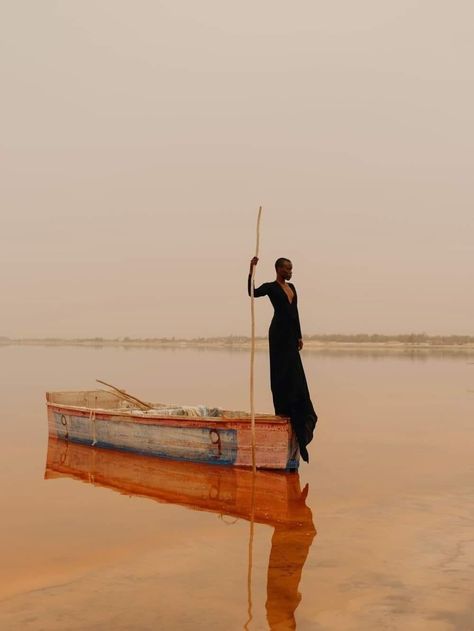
[250,206,262,472]
[96,379,153,410]
[98,388,148,409]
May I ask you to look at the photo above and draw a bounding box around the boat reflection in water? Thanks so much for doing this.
[45,438,316,629]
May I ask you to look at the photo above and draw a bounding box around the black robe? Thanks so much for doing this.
[248,275,317,460]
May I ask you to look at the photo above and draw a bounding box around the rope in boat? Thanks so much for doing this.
[250,206,262,472]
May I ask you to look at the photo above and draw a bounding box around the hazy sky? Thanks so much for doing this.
[1,1,473,338]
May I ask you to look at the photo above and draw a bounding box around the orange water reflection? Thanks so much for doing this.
[45,438,316,629]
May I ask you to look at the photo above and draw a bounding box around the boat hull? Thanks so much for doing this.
[46,392,299,470]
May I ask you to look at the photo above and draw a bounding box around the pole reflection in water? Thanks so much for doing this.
[44,438,316,629]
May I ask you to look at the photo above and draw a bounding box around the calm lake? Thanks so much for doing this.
[0,345,473,630]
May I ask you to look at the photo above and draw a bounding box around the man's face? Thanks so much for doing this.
[279,260,293,280]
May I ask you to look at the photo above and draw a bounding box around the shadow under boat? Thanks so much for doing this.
[45,438,316,629]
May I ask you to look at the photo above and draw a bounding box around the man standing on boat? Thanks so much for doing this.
[248,257,317,462]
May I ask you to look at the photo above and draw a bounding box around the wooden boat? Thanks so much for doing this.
[45,437,309,525]
[46,390,299,470]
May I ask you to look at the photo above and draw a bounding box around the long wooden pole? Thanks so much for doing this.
[250,206,262,472]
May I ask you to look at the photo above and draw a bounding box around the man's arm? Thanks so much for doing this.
[248,275,270,298]
[248,257,269,297]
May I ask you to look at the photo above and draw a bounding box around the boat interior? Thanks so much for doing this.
[46,389,278,420]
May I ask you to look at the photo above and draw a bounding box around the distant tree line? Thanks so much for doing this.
[304,333,474,345]
[1,333,473,346]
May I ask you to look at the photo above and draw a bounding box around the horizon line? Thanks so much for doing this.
[1,333,473,342]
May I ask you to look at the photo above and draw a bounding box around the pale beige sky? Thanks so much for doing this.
[1,1,473,338]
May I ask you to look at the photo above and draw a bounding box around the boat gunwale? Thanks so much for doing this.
[46,401,290,427]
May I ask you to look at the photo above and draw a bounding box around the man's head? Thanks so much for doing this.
[275,257,293,281]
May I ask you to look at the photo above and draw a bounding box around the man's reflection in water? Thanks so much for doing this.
[266,482,316,630]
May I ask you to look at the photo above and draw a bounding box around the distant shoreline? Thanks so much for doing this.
[1,335,473,353]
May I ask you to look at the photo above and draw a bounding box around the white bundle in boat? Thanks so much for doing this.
[131,404,223,418]
[155,405,223,417]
